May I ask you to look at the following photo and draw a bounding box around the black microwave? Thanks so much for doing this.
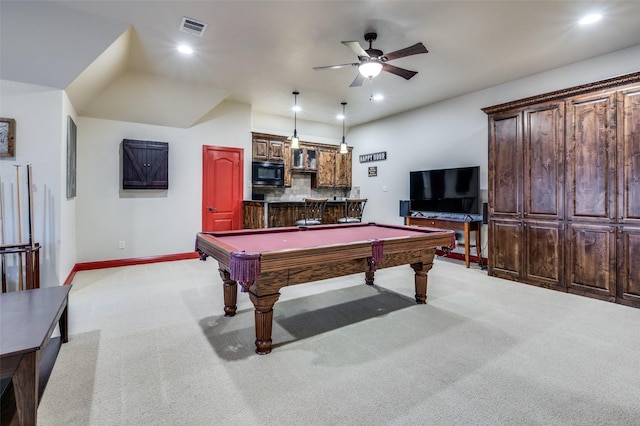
[252,161,285,186]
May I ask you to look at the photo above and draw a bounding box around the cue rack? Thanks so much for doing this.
[0,163,40,292]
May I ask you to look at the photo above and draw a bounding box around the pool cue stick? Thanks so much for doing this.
[27,164,35,289]
[27,164,34,248]
[15,165,24,291]
[0,176,6,293]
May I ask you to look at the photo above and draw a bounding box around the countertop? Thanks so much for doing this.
[244,199,348,203]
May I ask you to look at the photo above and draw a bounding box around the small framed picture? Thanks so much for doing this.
[0,117,16,157]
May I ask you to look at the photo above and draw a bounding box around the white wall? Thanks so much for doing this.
[0,80,66,287]
[60,92,78,283]
[3,43,640,279]
[252,111,343,145]
[75,100,251,262]
[349,44,640,230]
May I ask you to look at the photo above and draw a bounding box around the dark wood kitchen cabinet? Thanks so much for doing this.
[316,146,352,189]
[122,139,168,190]
[292,145,317,171]
[252,133,285,162]
[484,71,640,308]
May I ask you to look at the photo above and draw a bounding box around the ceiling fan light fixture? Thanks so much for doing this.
[579,13,602,25]
[358,61,383,79]
[291,91,300,149]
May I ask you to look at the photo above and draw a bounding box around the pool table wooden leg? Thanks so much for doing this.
[410,261,434,304]
[365,271,375,286]
[218,269,238,317]
[248,292,281,355]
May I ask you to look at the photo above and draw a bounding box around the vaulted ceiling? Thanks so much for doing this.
[2,1,640,129]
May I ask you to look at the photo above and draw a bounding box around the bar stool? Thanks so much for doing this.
[294,198,328,226]
[337,198,367,223]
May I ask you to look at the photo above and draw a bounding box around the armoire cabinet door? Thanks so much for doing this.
[565,223,616,300]
[524,220,564,289]
[565,93,617,222]
[617,226,640,305]
[618,88,640,225]
[523,102,564,220]
[488,112,522,219]
[488,219,522,280]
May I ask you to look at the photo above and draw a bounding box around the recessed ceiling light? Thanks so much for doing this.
[372,94,384,101]
[579,13,602,25]
[178,44,193,54]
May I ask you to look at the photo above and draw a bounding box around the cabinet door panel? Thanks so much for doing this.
[566,223,616,299]
[283,142,292,187]
[488,219,522,279]
[122,141,147,188]
[268,141,284,162]
[566,94,616,221]
[145,142,169,189]
[524,103,564,219]
[335,150,352,188]
[489,112,522,218]
[252,138,269,161]
[618,226,640,306]
[524,220,563,288]
[317,148,336,187]
[619,89,640,224]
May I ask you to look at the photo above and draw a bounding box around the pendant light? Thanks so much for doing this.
[339,102,348,154]
[291,91,300,149]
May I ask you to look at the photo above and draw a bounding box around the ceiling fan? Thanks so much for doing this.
[314,32,428,87]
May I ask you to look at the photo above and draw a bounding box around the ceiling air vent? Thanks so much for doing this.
[179,17,208,37]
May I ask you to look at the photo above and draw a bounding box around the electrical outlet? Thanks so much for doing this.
[119,241,125,249]
[382,185,388,192]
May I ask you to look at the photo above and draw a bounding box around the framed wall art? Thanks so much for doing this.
[0,117,16,157]
[66,116,77,198]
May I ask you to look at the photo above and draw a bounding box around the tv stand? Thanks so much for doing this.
[405,216,482,268]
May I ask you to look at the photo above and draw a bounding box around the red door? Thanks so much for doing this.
[202,145,244,231]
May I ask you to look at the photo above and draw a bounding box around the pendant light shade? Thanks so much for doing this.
[291,91,300,149]
[339,102,348,154]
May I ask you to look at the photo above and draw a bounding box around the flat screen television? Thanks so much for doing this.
[409,166,480,215]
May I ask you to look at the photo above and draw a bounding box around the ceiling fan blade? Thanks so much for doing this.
[342,40,369,58]
[382,63,418,80]
[349,73,365,87]
[382,42,428,61]
[313,63,359,71]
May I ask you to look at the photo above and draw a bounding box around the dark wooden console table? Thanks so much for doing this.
[0,285,71,425]
[405,216,482,268]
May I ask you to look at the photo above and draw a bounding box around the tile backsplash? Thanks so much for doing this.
[252,174,358,201]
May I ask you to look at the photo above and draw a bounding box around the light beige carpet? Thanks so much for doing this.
[38,257,640,425]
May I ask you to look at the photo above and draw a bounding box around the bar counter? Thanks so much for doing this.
[242,200,348,229]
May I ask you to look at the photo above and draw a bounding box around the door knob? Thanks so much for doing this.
[208,207,217,212]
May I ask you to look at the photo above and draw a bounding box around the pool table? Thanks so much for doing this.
[195,222,455,354]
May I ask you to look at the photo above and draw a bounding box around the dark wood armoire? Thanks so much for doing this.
[483,72,640,308]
